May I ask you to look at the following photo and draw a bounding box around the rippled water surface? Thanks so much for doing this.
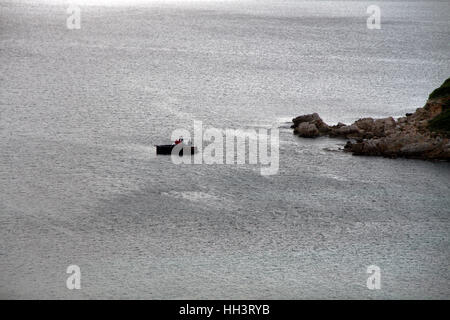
[1,0,449,298]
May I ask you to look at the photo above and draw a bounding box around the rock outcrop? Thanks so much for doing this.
[292,78,450,161]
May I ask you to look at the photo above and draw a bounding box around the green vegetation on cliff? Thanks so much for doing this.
[428,78,450,100]
[428,103,450,134]
[427,79,450,135]
[428,78,450,135]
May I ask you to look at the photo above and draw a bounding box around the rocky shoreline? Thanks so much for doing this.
[292,79,450,160]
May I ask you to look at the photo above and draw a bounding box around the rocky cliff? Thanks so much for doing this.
[292,78,450,160]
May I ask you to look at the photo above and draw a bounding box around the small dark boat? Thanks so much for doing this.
[156,138,197,156]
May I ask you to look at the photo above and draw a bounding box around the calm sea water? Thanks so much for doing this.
[1,0,449,299]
